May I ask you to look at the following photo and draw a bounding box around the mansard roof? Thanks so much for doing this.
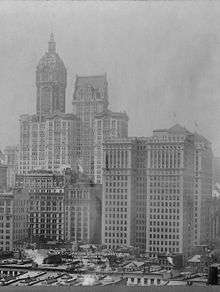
[75,74,107,89]
[95,109,129,120]
[168,124,191,135]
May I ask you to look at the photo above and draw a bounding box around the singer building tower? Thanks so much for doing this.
[19,34,80,174]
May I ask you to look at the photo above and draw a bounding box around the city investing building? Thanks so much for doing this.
[94,109,129,184]
[72,74,109,178]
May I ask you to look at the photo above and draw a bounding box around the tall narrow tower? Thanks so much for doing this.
[36,33,67,116]
[72,74,109,178]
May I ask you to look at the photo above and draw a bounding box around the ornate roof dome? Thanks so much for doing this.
[36,33,67,85]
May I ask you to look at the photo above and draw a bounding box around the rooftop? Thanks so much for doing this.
[75,74,107,89]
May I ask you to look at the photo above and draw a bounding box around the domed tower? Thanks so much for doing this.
[36,33,67,116]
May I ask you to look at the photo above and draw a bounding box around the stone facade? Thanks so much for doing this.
[0,190,29,251]
[19,113,80,174]
[102,124,212,256]
[36,33,66,116]
[94,109,128,184]
[65,174,102,244]
[72,74,109,178]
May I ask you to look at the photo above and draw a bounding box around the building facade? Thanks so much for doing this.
[210,186,220,245]
[19,112,80,174]
[146,125,195,257]
[16,170,65,243]
[94,109,129,184]
[0,190,29,251]
[19,34,80,174]
[15,169,102,245]
[72,74,109,178]
[102,125,211,256]
[4,146,19,188]
[193,134,213,246]
[36,33,67,116]
[65,174,102,244]
[0,164,7,191]
[102,138,138,250]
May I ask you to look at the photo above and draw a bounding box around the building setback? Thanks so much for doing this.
[94,109,129,184]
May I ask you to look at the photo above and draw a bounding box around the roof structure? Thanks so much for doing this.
[168,124,191,135]
[95,109,129,120]
[75,74,107,89]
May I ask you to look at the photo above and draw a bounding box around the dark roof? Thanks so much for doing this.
[193,132,211,144]
[168,124,191,135]
[95,109,129,120]
[75,74,107,88]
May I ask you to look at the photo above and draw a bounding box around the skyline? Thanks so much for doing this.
[0,2,220,155]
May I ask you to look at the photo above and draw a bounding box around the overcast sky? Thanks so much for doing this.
[0,1,220,155]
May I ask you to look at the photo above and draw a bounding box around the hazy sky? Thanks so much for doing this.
[0,1,220,155]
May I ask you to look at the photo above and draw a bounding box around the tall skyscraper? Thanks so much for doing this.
[94,109,129,184]
[19,113,80,174]
[146,125,195,257]
[102,137,138,250]
[102,124,212,257]
[19,35,80,174]
[36,33,67,116]
[72,74,109,178]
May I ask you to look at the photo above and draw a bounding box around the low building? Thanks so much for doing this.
[15,169,102,245]
[16,170,65,243]
[125,270,173,286]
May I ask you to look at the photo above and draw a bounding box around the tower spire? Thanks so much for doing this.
[48,32,56,53]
